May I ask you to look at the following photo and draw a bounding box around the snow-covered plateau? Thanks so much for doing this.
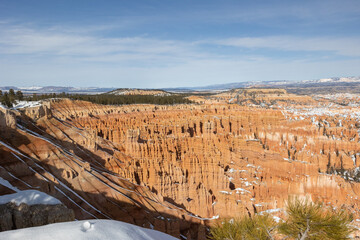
[0,220,179,240]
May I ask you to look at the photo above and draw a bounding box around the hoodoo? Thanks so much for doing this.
[2,92,360,238]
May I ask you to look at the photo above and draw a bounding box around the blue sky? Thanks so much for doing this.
[0,0,359,88]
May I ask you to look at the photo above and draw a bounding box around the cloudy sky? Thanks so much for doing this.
[0,0,359,88]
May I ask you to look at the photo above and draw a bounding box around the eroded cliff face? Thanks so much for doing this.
[54,100,360,218]
[2,95,360,239]
[0,108,17,129]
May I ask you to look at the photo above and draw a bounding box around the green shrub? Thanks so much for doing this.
[278,198,354,240]
[209,198,355,240]
[209,214,275,240]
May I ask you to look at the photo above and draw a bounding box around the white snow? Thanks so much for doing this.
[0,101,41,109]
[352,155,356,166]
[243,181,252,187]
[0,219,178,240]
[0,190,61,206]
[13,101,42,109]
[0,101,42,109]
[235,188,250,194]
[272,216,282,223]
[81,221,94,231]
[260,208,282,214]
[219,191,232,195]
[180,234,187,239]
[18,86,43,90]
[0,177,19,192]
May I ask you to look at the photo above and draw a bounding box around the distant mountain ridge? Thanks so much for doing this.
[164,76,360,92]
[0,86,116,94]
[1,76,359,93]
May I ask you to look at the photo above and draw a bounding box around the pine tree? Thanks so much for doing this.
[16,90,24,101]
[278,197,354,240]
[2,92,13,107]
[8,88,15,96]
[8,88,16,105]
[208,198,355,240]
[209,214,275,240]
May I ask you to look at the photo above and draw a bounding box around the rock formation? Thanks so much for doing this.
[1,92,360,239]
[0,202,75,231]
[0,108,17,129]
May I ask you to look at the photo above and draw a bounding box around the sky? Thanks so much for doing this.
[0,0,359,88]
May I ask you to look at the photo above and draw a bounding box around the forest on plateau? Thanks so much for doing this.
[0,89,24,107]
[0,89,193,107]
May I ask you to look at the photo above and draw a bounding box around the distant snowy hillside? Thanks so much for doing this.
[0,220,179,240]
[0,86,116,94]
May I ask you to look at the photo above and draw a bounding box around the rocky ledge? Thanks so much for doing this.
[0,190,75,232]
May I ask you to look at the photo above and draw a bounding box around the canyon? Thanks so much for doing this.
[1,89,360,239]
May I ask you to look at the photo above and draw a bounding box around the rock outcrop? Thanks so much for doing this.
[0,108,17,130]
[0,202,75,231]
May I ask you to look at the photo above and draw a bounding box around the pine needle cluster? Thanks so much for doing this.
[278,198,354,240]
[209,198,355,240]
[209,214,276,240]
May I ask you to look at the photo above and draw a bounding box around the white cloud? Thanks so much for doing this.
[213,36,360,57]
[0,24,208,67]
[1,23,360,62]
[0,23,359,87]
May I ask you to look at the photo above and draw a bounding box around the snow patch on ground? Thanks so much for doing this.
[13,101,42,109]
[0,219,178,240]
[219,190,232,195]
[0,177,19,192]
[0,190,61,206]
[260,208,283,214]
[0,101,42,109]
[235,188,250,194]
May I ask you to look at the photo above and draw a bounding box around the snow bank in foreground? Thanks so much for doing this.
[0,219,179,240]
[0,190,61,206]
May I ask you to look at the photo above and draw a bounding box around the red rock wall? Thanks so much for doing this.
[1,98,360,239]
